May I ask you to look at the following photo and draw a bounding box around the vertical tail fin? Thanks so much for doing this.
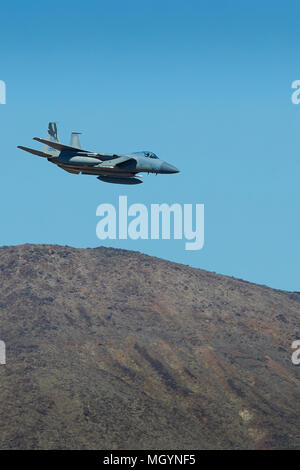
[70,132,82,149]
[44,122,60,156]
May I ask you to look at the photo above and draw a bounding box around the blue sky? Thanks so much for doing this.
[0,0,299,291]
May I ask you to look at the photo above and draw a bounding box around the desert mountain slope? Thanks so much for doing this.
[0,244,299,449]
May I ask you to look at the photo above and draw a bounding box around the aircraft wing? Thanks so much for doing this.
[32,138,134,164]
[33,137,92,153]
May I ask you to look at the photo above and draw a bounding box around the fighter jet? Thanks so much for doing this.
[18,123,179,185]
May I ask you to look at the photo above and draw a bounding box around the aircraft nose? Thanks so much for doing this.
[160,162,180,174]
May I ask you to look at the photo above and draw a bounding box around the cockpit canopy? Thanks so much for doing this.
[131,151,159,159]
[143,151,158,159]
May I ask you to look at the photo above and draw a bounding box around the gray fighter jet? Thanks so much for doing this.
[18,122,179,185]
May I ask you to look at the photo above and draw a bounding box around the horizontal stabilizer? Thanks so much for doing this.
[17,146,53,158]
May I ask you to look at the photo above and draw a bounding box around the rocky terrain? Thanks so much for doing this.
[0,244,299,449]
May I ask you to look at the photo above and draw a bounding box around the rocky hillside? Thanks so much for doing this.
[0,244,299,449]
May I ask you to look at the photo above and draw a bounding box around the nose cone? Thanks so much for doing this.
[160,162,180,174]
